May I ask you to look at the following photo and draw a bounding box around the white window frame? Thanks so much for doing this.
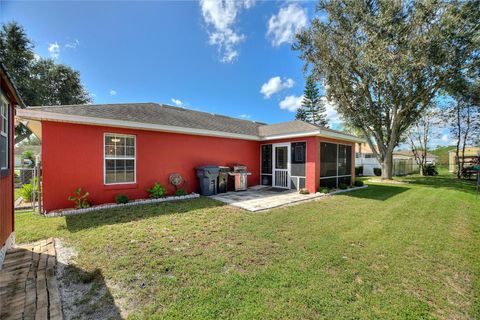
[1,94,10,171]
[103,133,136,185]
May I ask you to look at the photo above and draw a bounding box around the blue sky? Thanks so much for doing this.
[1,0,452,146]
[1,1,338,124]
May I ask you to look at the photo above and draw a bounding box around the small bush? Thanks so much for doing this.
[338,183,349,190]
[373,168,382,176]
[423,164,438,176]
[354,180,364,187]
[147,183,167,198]
[318,187,329,194]
[20,184,34,201]
[68,187,90,209]
[299,188,309,194]
[115,194,129,204]
[175,189,187,196]
[355,166,364,176]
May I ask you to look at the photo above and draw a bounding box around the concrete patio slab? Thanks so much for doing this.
[210,187,324,212]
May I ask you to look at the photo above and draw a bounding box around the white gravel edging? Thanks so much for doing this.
[328,185,368,195]
[46,193,200,217]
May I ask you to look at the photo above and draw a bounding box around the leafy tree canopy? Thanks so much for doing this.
[294,0,479,178]
[0,22,91,143]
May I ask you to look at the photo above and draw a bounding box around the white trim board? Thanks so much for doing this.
[16,109,365,143]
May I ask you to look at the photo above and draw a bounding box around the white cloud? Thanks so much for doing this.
[109,90,117,96]
[321,97,341,126]
[239,114,251,119]
[279,95,303,112]
[65,39,80,49]
[48,42,60,59]
[441,134,449,142]
[267,4,308,47]
[260,76,295,98]
[171,98,183,106]
[200,0,255,63]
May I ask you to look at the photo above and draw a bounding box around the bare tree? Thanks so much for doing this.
[407,109,442,175]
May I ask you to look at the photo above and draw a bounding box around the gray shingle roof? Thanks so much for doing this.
[29,103,264,136]
[25,103,362,141]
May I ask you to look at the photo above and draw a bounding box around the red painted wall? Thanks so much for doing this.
[41,121,261,212]
[0,83,15,247]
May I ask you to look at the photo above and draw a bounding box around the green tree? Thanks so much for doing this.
[294,0,478,179]
[297,76,328,127]
[0,21,91,143]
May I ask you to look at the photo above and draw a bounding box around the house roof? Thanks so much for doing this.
[16,103,364,142]
[393,150,438,159]
[0,61,26,108]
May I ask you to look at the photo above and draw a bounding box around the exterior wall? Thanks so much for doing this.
[262,136,319,193]
[448,147,480,172]
[41,121,261,212]
[0,80,16,258]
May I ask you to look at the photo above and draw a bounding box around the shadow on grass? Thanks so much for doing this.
[65,197,224,233]
[59,264,122,319]
[403,173,478,196]
[343,184,410,201]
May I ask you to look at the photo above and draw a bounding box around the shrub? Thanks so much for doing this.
[20,184,34,202]
[338,183,349,190]
[175,189,187,196]
[299,188,309,194]
[373,168,382,176]
[68,187,90,209]
[115,194,129,204]
[423,164,438,176]
[354,180,364,187]
[355,166,364,176]
[147,183,167,198]
[318,187,330,194]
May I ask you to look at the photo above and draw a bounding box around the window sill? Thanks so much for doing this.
[103,183,138,190]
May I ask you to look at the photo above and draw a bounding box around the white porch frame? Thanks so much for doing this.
[272,143,291,189]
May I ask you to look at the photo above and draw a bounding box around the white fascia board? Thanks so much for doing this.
[16,108,365,143]
[16,109,260,141]
[259,131,320,141]
[317,129,365,143]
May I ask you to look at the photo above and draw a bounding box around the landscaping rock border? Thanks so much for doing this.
[46,193,200,217]
[323,185,369,196]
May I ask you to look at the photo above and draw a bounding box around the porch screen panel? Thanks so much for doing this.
[320,142,352,188]
[320,142,337,177]
[338,145,352,175]
[290,142,306,177]
[261,144,272,186]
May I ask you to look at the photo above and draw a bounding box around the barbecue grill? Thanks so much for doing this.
[228,165,251,191]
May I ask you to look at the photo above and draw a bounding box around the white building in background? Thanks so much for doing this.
[355,143,438,176]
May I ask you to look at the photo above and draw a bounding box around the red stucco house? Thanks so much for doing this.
[17,103,363,213]
[1,63,25,269]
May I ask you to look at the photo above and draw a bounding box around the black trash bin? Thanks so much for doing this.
[195,165,220,196]
[217,166,231,193]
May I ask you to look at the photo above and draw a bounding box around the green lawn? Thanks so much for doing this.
[16,173,480,319]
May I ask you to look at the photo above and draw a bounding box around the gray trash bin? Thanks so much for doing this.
[217,166,231,193]
[196,165,220,196]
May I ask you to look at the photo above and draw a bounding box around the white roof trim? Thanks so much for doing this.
[16,109,260,141]
[16,108,365,143]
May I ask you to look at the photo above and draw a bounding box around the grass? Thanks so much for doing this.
[15,173,480,319]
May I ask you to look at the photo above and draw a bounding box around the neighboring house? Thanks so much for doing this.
[448,147,480,173]
[355,142,381,176]
[17,103,363,212]
[14,145,41,167]
[0,63,26,269]
[356,144,438,176]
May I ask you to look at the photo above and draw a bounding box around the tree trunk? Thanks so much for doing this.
[381,152,394,179]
